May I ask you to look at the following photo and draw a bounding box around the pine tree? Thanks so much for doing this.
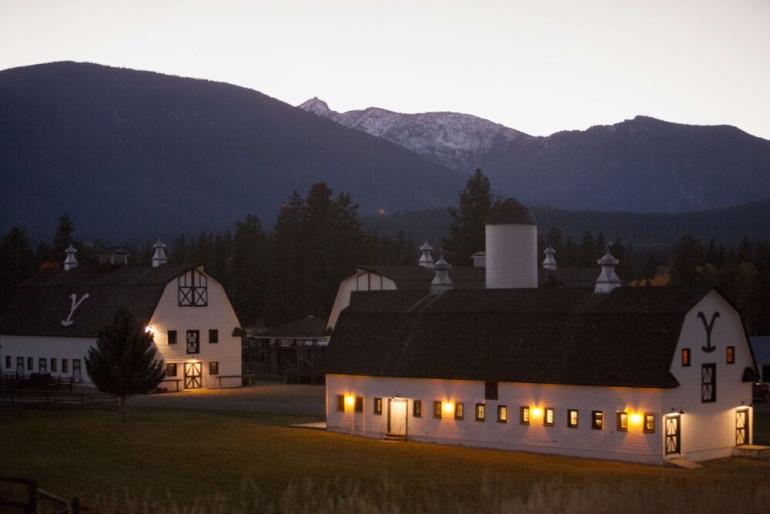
[579,231,596,267]
[85,309,165,421]
[0,227,34,314]
[443,169,495,265]
[51,213,75,263]
[230,215,268,325]
[669,235,706,287]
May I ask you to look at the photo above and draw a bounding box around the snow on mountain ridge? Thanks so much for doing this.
[297,98,532,172]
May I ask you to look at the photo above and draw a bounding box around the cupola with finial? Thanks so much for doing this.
[430,252,453,294]
[63,244,78,271]
[152,239,168,268]
[418,240,435,269]
[594,247,621,293]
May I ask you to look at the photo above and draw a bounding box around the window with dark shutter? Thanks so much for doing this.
[178,269,208,306]
[51,358,57,373]
[617,411,628,431]
[726,346,735,364]
[644,413,656,433]
[5,356,10,369]
[62,359,69,373]
[592,411,603,430]
[209,329,219,344]
[336,395,345,412]
[186,330,200,354]
[209,361,219,375]
[355,396,364,413]
[702,363,716,402]
[166,363,177,377]
[413,400,422,417]
[484,381,498,400]
[520,406,530,425]
[475,403,486,421]
[455,402,464,420]
[433,401,442,419]
[374,398,382,415]
[168,330,177,344]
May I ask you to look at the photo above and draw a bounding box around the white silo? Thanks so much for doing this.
[484,199,538,289]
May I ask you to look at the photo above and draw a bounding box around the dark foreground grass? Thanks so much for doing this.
[2,408,769,513]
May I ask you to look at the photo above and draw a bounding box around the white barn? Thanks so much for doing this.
[325,200,759,464]
[0,244,243,389]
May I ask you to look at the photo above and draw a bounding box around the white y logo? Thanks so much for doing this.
[61,293,90,327]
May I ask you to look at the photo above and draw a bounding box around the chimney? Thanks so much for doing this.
[594,248,621,293]
[430,252,453,294]
[485,199,538,289]
[472,251,486,269]
[543,246,557,272]
[63,244,78,271]
[418,241,435,269]
[152,239,168,268]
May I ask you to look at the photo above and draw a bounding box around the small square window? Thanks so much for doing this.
[484,381,498,400]
[520,406,530,425]
[644,413,656,433]
[51,358,57,373]
[355,396,364,413]
[567,409,579,428]
[433,401,442,419]
[455,402,464,420]
[168,330,177,344]
[374,397,383,415]
[498,405,508,423]
[166,363,177,377]
[209,361,219,375]
[209,329,219,344]
[62,359,69,373]
[544,408,554,426]
[617,411,628,432]
[681,348,691,367]
[726,346,735,364]
[413,400,422,417]
[475,403,486,421]
[592,411,603,430]
[336,395,345,412]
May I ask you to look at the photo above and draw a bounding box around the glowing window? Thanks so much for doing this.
[644,413,656,433]
[374,397,382,415]
[726,346,735,364]
[567,409,579,428]
[498,405,508,423]
[413,400,422,417]
[544,408,555,426]
[520,406,530,425]
[455,402,464,420]
[592,411,603,430]
[617,411,628,431]
[433,401,442,419]
[475,403,486,421]
[681,348,691,367]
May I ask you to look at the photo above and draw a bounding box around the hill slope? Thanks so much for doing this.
[0,62,463,239]
[300,99,770,213]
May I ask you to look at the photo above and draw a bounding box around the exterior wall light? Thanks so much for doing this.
[532,406,543,418]
[630,413,643,426]
[443,401,454,415]
[344,394,355,410]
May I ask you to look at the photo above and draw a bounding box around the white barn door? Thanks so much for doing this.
[388,399,408,436]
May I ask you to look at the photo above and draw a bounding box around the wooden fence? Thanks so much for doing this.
[0,476,85,513]
[0,390,118,413]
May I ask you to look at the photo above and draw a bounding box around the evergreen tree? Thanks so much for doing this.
[51,213,75,263]
[85,309,165,421]
[579,231,596,267]
[669,235,706,287]
[0,227,34,314]
[564,236,578,267]
[230,215,268,325]
[443,169,495,265]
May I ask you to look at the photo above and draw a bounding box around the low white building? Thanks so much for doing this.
[0,244,243,389]
[325,200,759,464]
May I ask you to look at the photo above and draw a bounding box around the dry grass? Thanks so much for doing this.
[1,408,769,513]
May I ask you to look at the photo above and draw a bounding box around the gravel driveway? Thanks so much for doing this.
[127,381,325,417]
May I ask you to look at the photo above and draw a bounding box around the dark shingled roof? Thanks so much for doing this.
[356,265,485,290]
[260,315,328,338]
[485,199,537,226]
[327,287,716,388]
[0,264,198,338]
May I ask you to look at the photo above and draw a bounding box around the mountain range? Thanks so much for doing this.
[1,61,769,243]
[299,98,770,213]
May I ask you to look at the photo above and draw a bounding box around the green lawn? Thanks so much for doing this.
[2,408,769,513]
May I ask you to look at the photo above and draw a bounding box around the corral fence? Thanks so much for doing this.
[0,390,118,413]
[0,476,85,513]
[0,372,75,391]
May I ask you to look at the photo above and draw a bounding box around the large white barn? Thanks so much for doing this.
[325,199,759,464]
[0,244,242,389]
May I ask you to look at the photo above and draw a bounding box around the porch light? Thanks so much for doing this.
[144,325,154,334]
[344,395,355,408]
[443,401,454,415]
[630,413,643,426]
[532,406,543,418]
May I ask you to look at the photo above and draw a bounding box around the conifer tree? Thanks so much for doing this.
[51,213,75,263]
[443,169,495,265]
[85,309,165,421]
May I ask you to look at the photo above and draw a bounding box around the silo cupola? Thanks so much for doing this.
[152,239,168,268]
[418,241,435,269]
[594,248,621,293]
[63,244,78,271]
[430,252,453,294]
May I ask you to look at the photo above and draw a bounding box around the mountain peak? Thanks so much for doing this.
[298,97,334,116]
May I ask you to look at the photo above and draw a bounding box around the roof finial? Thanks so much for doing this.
[430,250,453,294]
[63,244,78,271]
[418,240,435,269]
[152,239,168,268]
[594,247,621,293]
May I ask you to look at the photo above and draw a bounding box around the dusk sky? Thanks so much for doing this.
[2,0,769,139]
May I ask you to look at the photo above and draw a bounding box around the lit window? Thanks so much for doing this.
[374,397,383,415]
[475,403,486,422]
[484,381,498,400]
[455,402,465,420]
[209,329,219,344]
[592,411,603,430]
[166,363,177,377]
[544,408,554,426]
[168,330,177,344]
[355,396,364,413]
[498,405,508,423]
[644,413,656,433]
[702,363,716,403]
[209,361,219,375]
[520,406,530,425]
[433,401,442,419]
[413,400,422,417]
[726,346,735,364]
[567,409,578,428]
[336,395,345,412]
[681,348,691,367]
[617,411,628,431]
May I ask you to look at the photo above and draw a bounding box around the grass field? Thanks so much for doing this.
[2,408,769,513]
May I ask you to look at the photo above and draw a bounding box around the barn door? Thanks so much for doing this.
[665,415,681,456]
[736,408,750,446]
[72,359,82,383]
[184,362,202,389]
[388,399,408,436]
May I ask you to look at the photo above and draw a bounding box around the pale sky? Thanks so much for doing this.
[2,0,769,139]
